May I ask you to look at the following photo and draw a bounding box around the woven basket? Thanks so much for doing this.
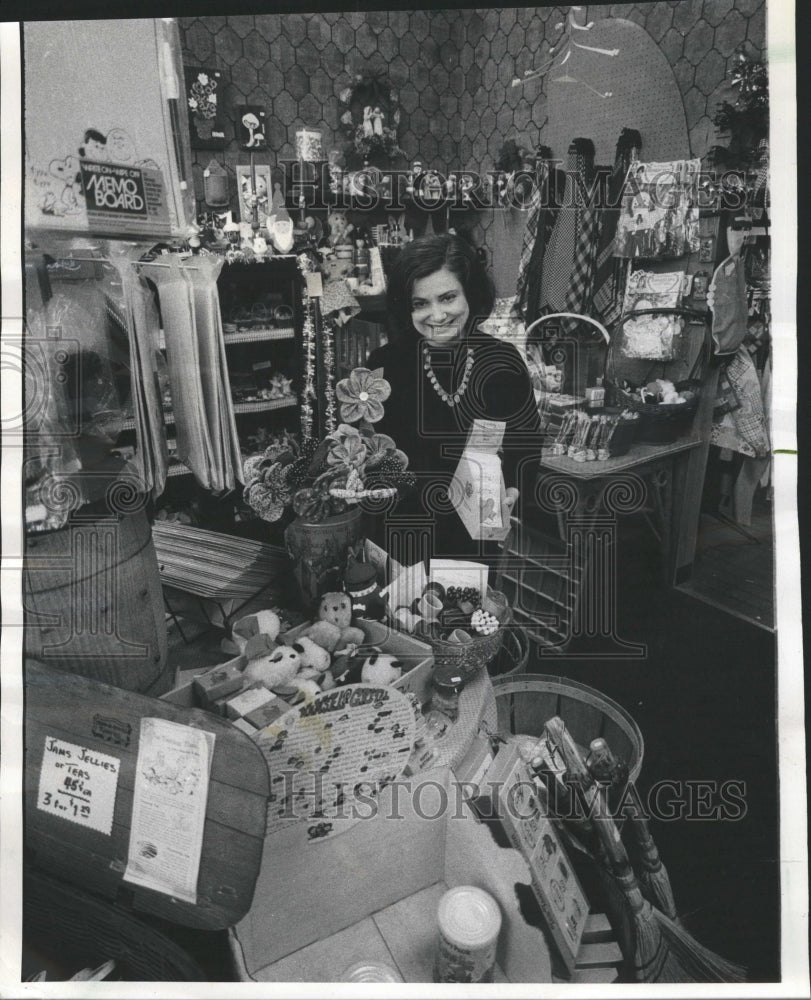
[430,603,513,681]
[490,673,643,784]
[605,308,711,443]
[23,867,208,981]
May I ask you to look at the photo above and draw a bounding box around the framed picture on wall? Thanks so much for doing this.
[237,105,267,150]
[184,65,226,149]
[236,164,271,227]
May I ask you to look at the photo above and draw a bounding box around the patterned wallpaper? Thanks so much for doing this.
[179,1,767,246]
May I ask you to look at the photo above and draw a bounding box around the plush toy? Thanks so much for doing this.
[291,636,331,674]
[302,619,343,652]
[344,560,385,620]
[331,650,366,686]
[320,253,353,284]
[318,592,353,631]
[327,210,353,247]
[242,633,278,661]
[244,645,301,689]
[232,609,280,650]
[337,625,365,648]
[360,652,403,686]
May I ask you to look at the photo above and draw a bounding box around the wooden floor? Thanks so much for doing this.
[677,503,774,631]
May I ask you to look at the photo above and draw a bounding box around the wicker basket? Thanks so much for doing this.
[490,673,643,784]
[429,603,513,681]
[23,867,208,981]
[605,308,711,443]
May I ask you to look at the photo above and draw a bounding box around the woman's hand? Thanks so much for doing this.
[482,487,519,542]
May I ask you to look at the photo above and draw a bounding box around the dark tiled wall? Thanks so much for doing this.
[459,1,767,255]
[180,2,766,247]
[179,11,468,220]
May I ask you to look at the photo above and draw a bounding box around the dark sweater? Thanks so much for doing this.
[367,330,542,562]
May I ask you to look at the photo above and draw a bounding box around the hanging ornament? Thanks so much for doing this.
[296,253,318,440]
[321,316,338,434]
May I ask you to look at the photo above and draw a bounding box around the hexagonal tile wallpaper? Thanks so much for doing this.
[180,1,766,258]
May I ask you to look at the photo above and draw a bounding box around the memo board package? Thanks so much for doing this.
[24,662,269,930]
[23,18,192,236]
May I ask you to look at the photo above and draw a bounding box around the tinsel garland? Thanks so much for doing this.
[296,253,318,440]
[321,315,337,434]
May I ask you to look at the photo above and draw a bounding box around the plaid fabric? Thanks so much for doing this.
[515,148,553,323]
[562,141,601,335]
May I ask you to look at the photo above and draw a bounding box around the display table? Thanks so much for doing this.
[539,438,702,586]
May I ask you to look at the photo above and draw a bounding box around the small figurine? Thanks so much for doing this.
[363,106,374,138]
[327,209,354,247]
[372,107,384,136]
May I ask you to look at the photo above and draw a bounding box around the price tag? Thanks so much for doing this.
[305,271,323,297]
[37,737,120,835]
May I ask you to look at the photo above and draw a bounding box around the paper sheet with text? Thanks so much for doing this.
[123,718,214,904]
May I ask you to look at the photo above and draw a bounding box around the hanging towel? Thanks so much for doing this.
[593,127,641,326]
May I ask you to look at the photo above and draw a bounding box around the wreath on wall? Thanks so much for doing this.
[338,71,405,169]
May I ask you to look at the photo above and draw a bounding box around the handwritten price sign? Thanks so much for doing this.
[37,737,120,836]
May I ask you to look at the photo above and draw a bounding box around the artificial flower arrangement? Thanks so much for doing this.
[242,367,415,523]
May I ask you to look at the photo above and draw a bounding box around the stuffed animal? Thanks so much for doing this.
[318,592,353,631]
[232,609,280,647]
[302,619,343,652]
[320,253,353,284]
[244,645,301,689]
[327,210,353,247]
[291,636,331,674]
[360,652,403,686]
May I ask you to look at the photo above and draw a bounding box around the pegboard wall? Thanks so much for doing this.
[179,2,767,248]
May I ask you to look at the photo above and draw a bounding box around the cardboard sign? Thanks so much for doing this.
[255,684,415,840]
[37,737,120,836]
[80,158,171,236]
[483,743,589,973]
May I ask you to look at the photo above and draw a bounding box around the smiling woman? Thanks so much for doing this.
[366,234,542,568]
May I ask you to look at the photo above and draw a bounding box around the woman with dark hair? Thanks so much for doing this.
[367,233,542,567]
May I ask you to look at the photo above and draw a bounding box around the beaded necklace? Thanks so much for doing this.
[422,344,475,408]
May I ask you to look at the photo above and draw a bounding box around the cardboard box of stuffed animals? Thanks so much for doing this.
[162,618,433,713]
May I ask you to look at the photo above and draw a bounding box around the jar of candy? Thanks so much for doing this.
[429,667,464,722]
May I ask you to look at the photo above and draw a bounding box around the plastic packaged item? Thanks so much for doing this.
[434,885,502,983]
